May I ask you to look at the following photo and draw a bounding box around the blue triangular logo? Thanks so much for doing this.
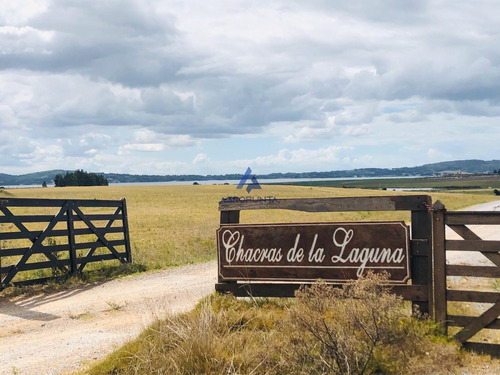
[237,167,262,194]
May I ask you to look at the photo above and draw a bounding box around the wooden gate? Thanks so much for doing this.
[432,202,500,356]
[0,198,132,288]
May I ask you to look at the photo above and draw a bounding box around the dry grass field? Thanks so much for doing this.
[2,184,498,273]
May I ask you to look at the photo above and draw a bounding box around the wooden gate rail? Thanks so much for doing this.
[432,203,500,357]
[218,195,433,315]
[0,198,131,288]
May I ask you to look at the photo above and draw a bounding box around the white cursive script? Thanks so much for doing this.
[222,230,283,264]
[331,227,405,277]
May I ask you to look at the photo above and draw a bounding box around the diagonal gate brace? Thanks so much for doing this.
[77,206,123,272]
[1,204,70,285]
[71,205,126,263]
[454,301,500,344]
[448,224,500,267]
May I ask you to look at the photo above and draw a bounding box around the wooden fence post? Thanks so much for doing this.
[220,210,240,224]
[122,198,132,263]
[219,209,240,284]
[432,200,447,332]
[410,200,433,316]
[0,225,2,284]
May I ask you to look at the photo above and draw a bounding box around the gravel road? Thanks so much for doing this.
[0,200,499,375]
[0,261,217,375]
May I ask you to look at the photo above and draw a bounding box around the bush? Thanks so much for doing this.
[285,275,408,374]
[280,274,461,374]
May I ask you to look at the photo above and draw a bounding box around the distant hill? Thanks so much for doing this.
[1,159,499,186]
[262,159,500,180]
[0,170,68,186]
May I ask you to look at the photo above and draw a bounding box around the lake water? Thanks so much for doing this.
[2,176,420,189]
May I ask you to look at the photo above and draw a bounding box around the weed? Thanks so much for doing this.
[106,301,125,311]
[69,311,94,320]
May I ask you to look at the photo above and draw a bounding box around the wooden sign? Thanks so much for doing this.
[217,222,410,283]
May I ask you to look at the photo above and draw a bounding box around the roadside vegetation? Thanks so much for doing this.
[85,274,496,375]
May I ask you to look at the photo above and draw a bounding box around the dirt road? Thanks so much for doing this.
[1,200,499,375]
[0,261,217,375]
[447,200,500,265]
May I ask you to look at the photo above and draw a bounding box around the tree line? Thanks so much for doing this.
[54,170,108,187]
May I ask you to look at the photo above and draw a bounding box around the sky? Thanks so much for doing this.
[1,0,500,176]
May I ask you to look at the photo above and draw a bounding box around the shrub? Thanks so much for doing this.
[278,274,461,374]
[282,275,401,374]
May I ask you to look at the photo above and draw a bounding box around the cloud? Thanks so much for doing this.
[0,0,50,25]
[119,143,164,153]
[193,153,209,164]
[1,0,500,174]
[234,145,353,172]
[118,130,198,155]
[0,1,181,85]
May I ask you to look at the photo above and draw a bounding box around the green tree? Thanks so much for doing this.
[54,170,108,187]
[54,174,65,187]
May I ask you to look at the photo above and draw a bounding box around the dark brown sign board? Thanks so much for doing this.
[217,222,410,283]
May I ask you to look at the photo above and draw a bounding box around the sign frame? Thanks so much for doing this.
[217,221,411,284]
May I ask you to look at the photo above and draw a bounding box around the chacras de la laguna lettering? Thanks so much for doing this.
[220,227,406,277]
